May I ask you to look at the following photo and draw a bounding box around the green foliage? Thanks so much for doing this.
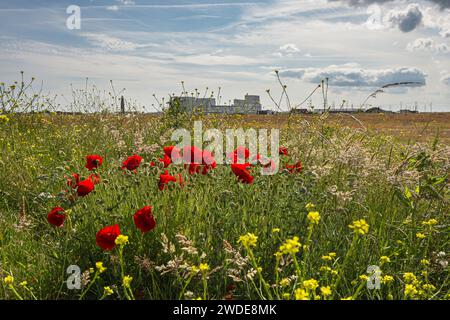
[0,113,448,300]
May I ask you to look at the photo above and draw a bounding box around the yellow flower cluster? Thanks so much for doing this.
[122,275,133,287]
[320,286,332,297]
[238,233,258,248]
[422,219,438,227]
[3,275,14,285]
[96,262,106,273]
[303,279,319,291]
[0,115,10,123]
[199,263,210,273]
[103,286,114,296]
[278,236,301,255]
[404,284,418,298]
[321,252,336,262]
[420,259,430,266]
[115,235,129,246]
[295,288,309,300]
[403,272,417,284]
[380,256,391,264]
[416,233,426,239]
[381,275,394,284]
[348,219,369,235]
[307,211,321,225]
[279,278,290,287]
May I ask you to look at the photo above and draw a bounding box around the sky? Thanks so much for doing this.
[0,0,449,112]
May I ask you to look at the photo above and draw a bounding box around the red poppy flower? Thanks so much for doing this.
[231,163,254,184]
[76,178,95,196]
[183,148,217,175]
[96,224,120,251]
[133,206,156,233]
[159,154,172,168]
[66,173,80,189]
[158,170,182,190]
[164,146,182,162]
[88,174,101,185]
[47,207,66,227]
[180,145,202,163]
[121,155,142,171]
[279,147,288,156]
[85,154,103,171]
[227,146,250,164]
[286,161,303,173]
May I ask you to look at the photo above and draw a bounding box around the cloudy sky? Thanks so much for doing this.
[0,0,449,112]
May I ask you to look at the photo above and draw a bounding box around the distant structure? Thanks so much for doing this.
[171,94,263,114]
[399,109,419,114]
[365,107,393,113]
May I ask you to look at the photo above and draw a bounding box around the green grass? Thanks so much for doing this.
[0,113,448,300]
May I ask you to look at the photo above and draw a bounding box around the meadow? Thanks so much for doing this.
[0,110,448,300]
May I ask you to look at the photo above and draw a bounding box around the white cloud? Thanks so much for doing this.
[329,0,450,10]
[81,33,143,51]
[407,38,449,53]
[106,5,119,11]
[117,0,136,5]
[275,43,301,57]
[385,3,423,33]
[278,63,427,88]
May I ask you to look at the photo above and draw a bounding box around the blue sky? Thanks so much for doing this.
[0,0,449,111]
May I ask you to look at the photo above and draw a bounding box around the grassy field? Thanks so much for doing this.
[0,112,448,300]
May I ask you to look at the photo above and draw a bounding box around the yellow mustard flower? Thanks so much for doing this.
[320,266,332,272]
[404,284,418,298]
[359,275,369,281]
[122,275,133,287]
[422,219,438,227]
[416,233,426,239]
[380,256,391,264]
[3,276,14,285]
[307,211,321,225]
[320,286,332,297]
[0,115,10,123]
[115,235,129,246]
[295,288,309,300]
[305,203,315,211]
[238,233,258,248]
[103,286,114,296]
[96,262,106,273]
[403,273,417,283]
[272,228,281,233]
[422,284,436,292]
[278,236,301,255]
[190,265,200,274]
[420,259,430,266]
[303,279,319,291]
[381,275,394,284]
[199,263,210,273]
[279,278,290,287]
[348,219,369,235]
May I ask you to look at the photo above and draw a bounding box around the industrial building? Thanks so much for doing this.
[171,94,263,114]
